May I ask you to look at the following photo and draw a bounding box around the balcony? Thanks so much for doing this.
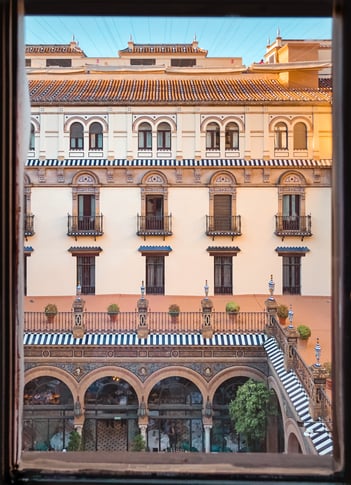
[275,215,312,240]
[67,214,104,240]
[23,310,268,334]
[206,215,242,240]
[24,214,35,238]
[137,214,172,240]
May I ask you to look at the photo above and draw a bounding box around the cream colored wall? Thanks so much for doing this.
[27,187,77,296]
[26,182,331,297]
[29,105,331,162]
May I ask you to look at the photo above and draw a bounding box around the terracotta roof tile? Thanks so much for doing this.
[28,78,332,105]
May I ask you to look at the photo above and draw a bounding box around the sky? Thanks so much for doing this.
[24,16,332,66]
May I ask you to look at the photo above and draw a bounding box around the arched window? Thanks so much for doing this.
[138,122,152,150]
[70,122,84,150]
[225,122,239,150]
[29,123,35,151]
[274,122,288,150]
[89,122,103,150]
[206,122,220,150]
[293,122,307,150]
[157,122,171,150]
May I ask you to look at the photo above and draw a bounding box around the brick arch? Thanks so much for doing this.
[142,366,208,404]
[77,365,143,404]
[24,365,78,400]
[285,418,308,454]
[207,365,266,401]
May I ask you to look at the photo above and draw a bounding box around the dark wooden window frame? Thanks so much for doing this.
[2,1,351,484]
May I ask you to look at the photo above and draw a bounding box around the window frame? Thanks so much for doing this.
[69,121,84,150]
[2,0,351,484]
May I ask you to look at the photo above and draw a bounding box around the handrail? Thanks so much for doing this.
[24,310,268,334]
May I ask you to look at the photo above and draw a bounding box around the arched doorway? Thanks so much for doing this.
[23,376,74,451]
[147,376,203,452]
[212,376,249,452]
[83,376,138,451]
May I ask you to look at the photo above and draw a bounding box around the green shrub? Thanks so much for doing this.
[297,324,311,340]
[168,304,180,315]
[277,304,289,319]
[44,303,58,315]
[107,303,120,314]
[225,302,240,313]
[323,361,332,378]
[131,433,146,451]
[67,429,81,451]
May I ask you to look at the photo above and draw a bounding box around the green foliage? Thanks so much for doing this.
[131,433,146,451]
[67,429,81,451]
[44,303,58,315]
[277,304,289,319]
[225,301,240,313]
[228,379,275,449]
[168,303,180,315]
[297,324,311,340]
[323,361,332,378]
[107,303,120,314]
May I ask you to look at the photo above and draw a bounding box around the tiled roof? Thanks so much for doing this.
[26,44,86,57]
[26,159,333,168]
[28,79,332,105]
[138,246,172,252]
[119,43,207,55]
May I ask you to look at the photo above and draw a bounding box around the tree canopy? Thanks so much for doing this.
[228,378,275,449]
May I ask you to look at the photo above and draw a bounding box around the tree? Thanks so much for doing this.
[67,429,81,451]
[228,379,275,452]
[131,433,146,451]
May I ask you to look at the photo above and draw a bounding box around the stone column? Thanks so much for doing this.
[137,281,149,339]
[203,424,212,453]
[72,285,85,338]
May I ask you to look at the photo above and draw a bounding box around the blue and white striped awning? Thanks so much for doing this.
[26,159,332,168]
[23,332,268,346]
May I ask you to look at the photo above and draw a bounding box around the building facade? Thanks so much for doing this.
[22,36,333,456]
[24,36,332,298]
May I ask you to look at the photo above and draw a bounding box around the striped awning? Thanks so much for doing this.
[23,332,268,346]
[26,159,332,168]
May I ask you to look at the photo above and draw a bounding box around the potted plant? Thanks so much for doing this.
[44,303,58,323]
[225,302,240,322]
[297,324,311,340]
[225,302,240,313]
[277,304,289,325]
[107,303,120,323]
[168,303,180,323]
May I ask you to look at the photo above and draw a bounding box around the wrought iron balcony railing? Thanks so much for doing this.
[137,214,172,239]
[23,310,268,334]
[206,215,242,240]
[67,214,104,239]
[24,214,35,237]
[275,215,312,240]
